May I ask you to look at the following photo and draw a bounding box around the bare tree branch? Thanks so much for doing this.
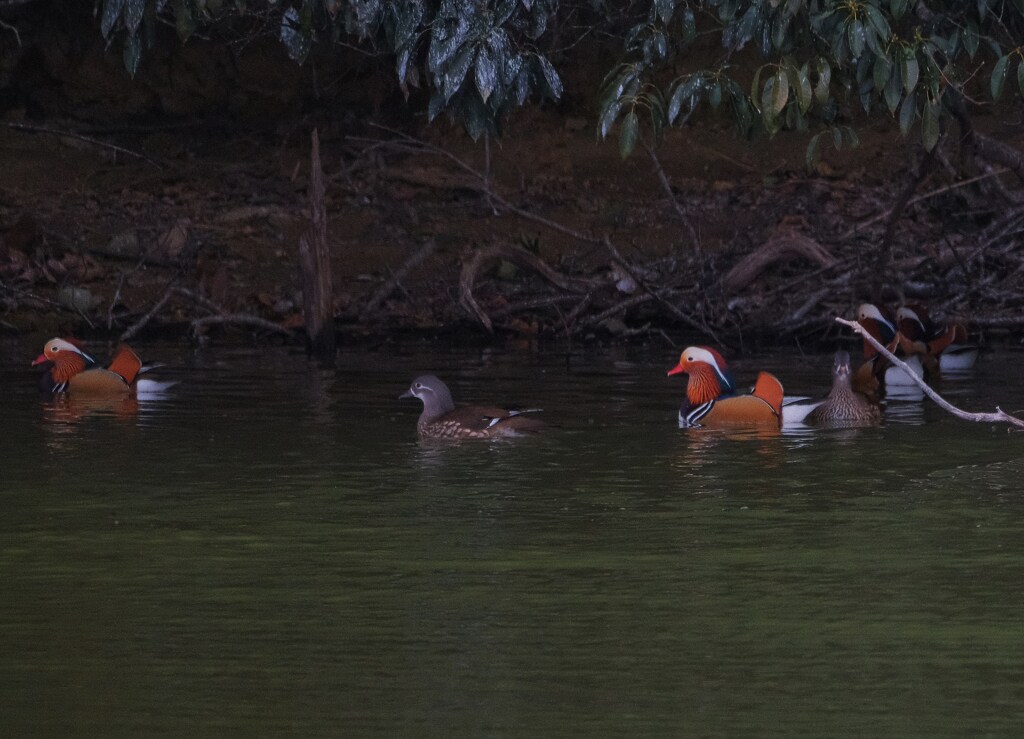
[836,316,1024,428]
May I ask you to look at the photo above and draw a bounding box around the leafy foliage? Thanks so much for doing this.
[95,0,1024,153]
[97,0,563,140]
[595,0,1024,163]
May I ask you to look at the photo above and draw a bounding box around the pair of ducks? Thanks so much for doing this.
[402,346,878,440]
[855,302,977,394]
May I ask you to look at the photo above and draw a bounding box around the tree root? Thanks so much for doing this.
[723,219,836,293]
[459,243,600,332]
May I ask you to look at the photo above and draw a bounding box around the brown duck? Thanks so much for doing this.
[400,375,545,439]
[806,350,882,426]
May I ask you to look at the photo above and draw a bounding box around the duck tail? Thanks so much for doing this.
[752,371,784,417]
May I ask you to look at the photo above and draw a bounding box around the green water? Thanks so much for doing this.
[2,339,1023,735]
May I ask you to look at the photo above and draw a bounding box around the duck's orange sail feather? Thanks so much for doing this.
[105,344,143,385]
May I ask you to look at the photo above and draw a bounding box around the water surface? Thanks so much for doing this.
[2,338,1023,735]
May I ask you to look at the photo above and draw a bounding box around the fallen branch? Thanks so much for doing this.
[836,316,1024,428]
[603,236,725,346]
[360,239,436,320]
[723,220,836,294]
[191,313,294,336]
[459,243,600,332]
[3,122,164,169]
[120,278,178,343]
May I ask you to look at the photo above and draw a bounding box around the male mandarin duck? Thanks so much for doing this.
[896,304,978,372]
[667,346,783,429]
[32,337,170,396]
[853,303,924,395]
[400,375,545,439]
[804,350,882,427]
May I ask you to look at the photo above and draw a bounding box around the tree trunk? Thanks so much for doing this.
[298,128,336,359]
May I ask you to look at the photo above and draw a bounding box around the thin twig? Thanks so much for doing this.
[363,125,602,244]
[603,236,725,346]
[191,313,293,335]
[120,278,178,343]
[360,239,437,320]
[643,140,700,254]
[3,122,164,169]
[836,316,1024,428]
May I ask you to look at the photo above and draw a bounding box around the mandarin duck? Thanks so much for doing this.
[853,303,924,395]
[667,346,783,429]
[804,350,882,426]
[400,375,545,439]
[896,304,978,372]
[33,338,170,396]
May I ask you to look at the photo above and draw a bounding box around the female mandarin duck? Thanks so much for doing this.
[33,337,153,395]
[805,350,882,426]
[667,346,783,428]
[400,375,545,439]
[896,304,978,372]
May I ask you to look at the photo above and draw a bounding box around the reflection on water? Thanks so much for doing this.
[1,339,1023,735]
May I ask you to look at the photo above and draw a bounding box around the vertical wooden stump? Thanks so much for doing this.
[298,128,336,359]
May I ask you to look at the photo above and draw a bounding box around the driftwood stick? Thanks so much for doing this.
[120,278,178,343]
[191,313,294,336]
[173,286,223,314]
[360,239,436,320]
[3,122,164,169]
[836,316,1024,428]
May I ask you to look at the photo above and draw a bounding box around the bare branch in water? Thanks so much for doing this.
[836,316,1024,428]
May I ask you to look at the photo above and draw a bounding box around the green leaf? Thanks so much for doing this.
[785,63,810,113]
[922,99,940,151]
[619,110,639,160]
[863,5,891,41]
[654,0,674,24]
[832,126,842,150]
[962,22,979,59]
[101,0,126,39]
[884,63,902,113]
[890,0,907,19]
[847,19,865,59]
[123,33,141,77]
[873,54,892,93]
[814,58,831,103]
[175,0,196,41]
[536,55,563,100]
[708,82,722,108]
[805,130,824,170]
[841,125,860,149]
[991,55,1010,100]
[898,91,917,136]
[769,69,789,116]
[901,53,919,95]
[442,45,475,102]
[771,12,791,52]
[599,97,624,139]
[1018,57,1024,98]
[474,47,497,103]
[123,0,145,34]
[667,76,697,124]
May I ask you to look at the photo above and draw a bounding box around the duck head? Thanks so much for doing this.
[32,338,95,388]
[667,346,735,405]
[400,374,456,418]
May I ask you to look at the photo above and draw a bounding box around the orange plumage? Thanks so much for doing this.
[668,346,783,428]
